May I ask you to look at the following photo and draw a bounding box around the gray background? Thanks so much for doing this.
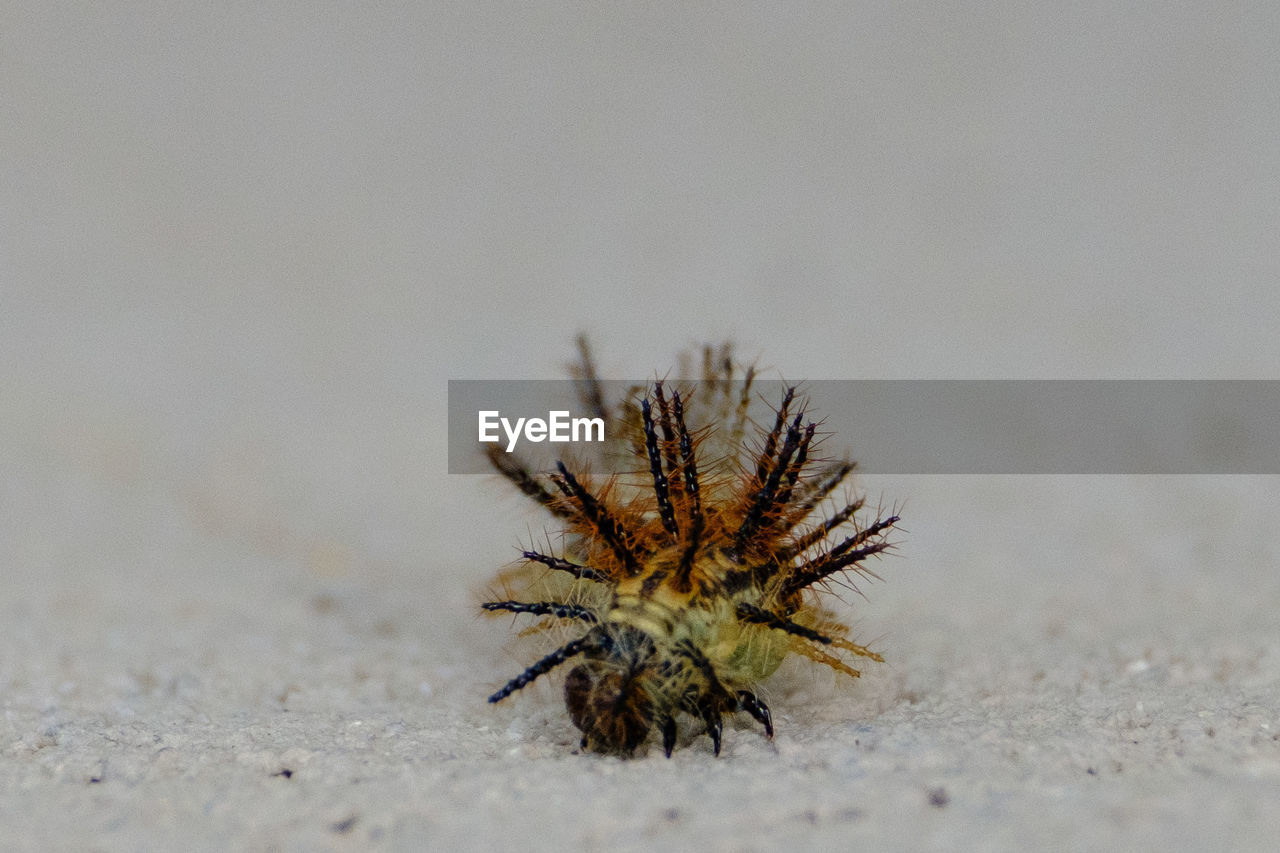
[3,2,1278,850]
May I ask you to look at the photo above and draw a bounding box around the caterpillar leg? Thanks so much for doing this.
[698,698,724,756]
[661,716,678,758]
[736,690,774,738]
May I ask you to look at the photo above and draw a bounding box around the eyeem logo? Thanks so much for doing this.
[478,410,605,453]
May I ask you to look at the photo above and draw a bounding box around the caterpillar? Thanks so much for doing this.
[483,340,899,757]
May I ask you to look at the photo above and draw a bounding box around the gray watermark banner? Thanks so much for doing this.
[448,380,1280,474]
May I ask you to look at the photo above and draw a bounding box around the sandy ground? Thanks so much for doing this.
[4,3,1279,850]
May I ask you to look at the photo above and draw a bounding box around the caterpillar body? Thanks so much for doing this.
[483,341,899,757]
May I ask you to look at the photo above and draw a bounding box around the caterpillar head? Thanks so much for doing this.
[563,626,657,754]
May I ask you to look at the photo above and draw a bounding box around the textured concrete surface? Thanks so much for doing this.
[4,3,1279,850]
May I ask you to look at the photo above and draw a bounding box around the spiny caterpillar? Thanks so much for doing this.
[483,340,899,757]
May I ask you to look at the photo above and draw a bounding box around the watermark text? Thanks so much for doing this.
[478,410,605,452]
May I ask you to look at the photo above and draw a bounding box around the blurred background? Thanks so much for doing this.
[3,2,1278,848]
